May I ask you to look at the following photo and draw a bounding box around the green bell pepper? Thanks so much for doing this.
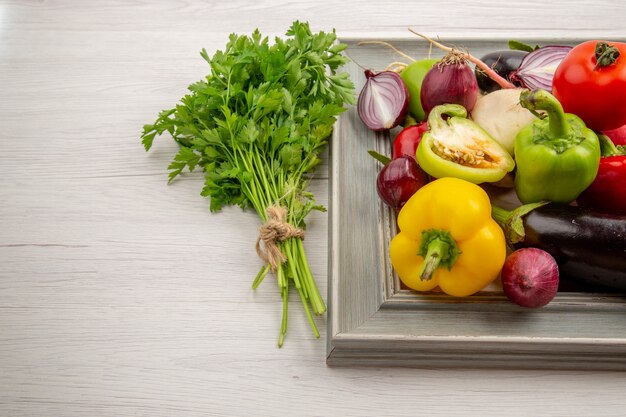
[416,104,515,184]
[514,89,601,204]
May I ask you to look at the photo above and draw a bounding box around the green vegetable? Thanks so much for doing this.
[508,40,540,53]
[415,104,515,184]
[141,21,355,346]
[400,58,438,121]
[514,89,600,204]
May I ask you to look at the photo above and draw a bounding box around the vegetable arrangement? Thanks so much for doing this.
[358,34,626,308]
[141,21,355,346]
[141,22,626,346]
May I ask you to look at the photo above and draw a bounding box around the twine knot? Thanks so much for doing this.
[255,206,305,270]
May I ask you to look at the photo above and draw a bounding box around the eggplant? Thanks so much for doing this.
[493,203,626,291]
[475,50,528,93]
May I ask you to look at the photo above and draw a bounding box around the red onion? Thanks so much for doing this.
[510,45,573,91]
[409,30,516,90]
[357,70,409,131]
[376,155,429,210]
[501,248,559,308]
[420,51,478,116]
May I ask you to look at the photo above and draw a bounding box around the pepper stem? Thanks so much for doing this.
[419,238,449,281]
[427,103,467,132]
[417,229,461,281]
[597,133,625,157]
[520,89,570,139]
[491,201,549,245]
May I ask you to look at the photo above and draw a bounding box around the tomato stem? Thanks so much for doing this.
[595,42,620,68]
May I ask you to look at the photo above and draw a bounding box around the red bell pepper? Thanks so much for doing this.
[392,122,428,160]
[577,134,626,214]
[602,123,626,146]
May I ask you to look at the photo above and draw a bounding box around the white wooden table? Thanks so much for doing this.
[2,1,626,416]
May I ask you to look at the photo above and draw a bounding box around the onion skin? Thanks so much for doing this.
[501,248,559,308]
[358,70,409,131]
[376,156,429,210]
[420,59,478,116]
[510,45,573,91]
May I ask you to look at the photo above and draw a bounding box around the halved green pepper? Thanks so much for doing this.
[514,89,601,204]
[416,104,515,184]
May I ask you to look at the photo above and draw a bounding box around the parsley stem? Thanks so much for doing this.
[295,282,320,339]
[292,240,310,300]
[252,264,271,289]
[253,148,278,205]
[284,240,303,291]
[279,283,288,347]
[263,151,281,204]
[276,264,286,289]
[248,155,275,211]
[237,149,269,214]
[296,238,326,314]
[240,180,264,217]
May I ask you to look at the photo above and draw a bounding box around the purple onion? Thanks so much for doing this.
[376,155,429,210]
[357,70,409,131]
[501,248,559,308]
[510,45,573,91]
[420,52,478,116]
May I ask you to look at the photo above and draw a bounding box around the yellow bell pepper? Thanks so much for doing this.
[389,177,506,297]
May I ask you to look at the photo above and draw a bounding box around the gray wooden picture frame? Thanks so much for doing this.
[327,36,626,369]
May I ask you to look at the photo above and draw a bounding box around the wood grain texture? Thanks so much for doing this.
[2,1,626,416]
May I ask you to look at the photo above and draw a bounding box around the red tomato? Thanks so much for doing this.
[552,40,626,131]
[392,122,428,159]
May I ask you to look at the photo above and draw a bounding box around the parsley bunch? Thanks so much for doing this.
[141,21,355,346]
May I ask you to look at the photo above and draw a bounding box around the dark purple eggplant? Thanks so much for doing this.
[492,203,626,291]
[475,50,528,93]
